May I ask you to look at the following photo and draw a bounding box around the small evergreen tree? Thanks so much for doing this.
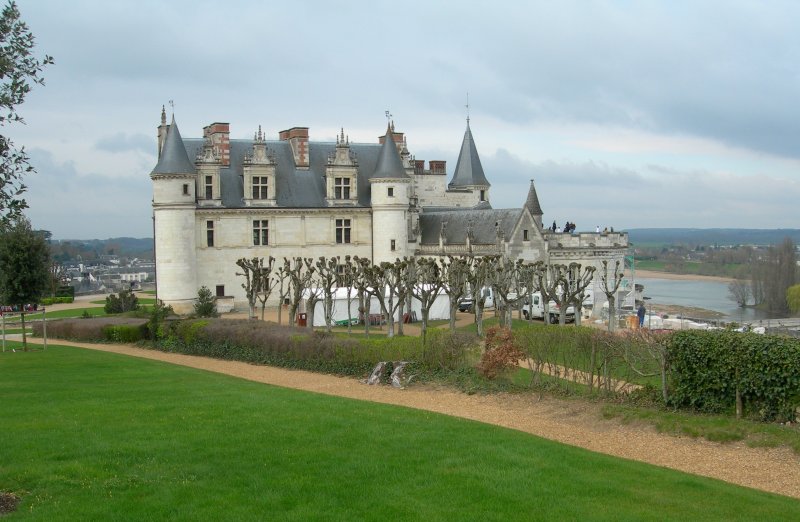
[194,286,218,317]
[104,288,138,314]
[0,216,50,350]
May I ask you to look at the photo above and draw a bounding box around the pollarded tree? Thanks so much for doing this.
[469,256,495,337]
[0,216,50,350]
[236,257,262,319]
[255,256,277,321]
[407,257,445,349]
[441,256,470,332]
[563,262,595,326]
[0,2,54,226]
[315,256,340,332]
[599,260,625,332]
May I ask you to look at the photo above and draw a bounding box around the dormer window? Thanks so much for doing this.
[252,176,268,199]
[523,229,529,241]
[205,176,213,199]
[334,177,351,199]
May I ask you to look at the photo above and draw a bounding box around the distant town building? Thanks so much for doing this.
[151,108,628,313]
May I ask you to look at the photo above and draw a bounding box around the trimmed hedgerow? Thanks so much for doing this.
[40,296,74,305]
[669,330,800,421]
[101,323,147,343]
[152,319,478,378]
[33,317,149,342]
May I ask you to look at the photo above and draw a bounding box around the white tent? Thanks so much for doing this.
[302,287,451,327]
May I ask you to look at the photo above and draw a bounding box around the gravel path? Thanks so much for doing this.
[21,336,800,500]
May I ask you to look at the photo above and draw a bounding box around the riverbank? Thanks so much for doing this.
[634,269,734,283]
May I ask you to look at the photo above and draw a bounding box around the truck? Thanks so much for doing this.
[522,293,576,324]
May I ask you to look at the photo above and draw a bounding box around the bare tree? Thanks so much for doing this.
[236,257,263,319]
[255,256,277,321]
[536,261,563,325]
[408,257,445,348]
[564,263,595,326]
[491,257,525,328]
[285,257,315,330]
[301,258,322,330]
[441,256,470,332]
[353,256,374,336]
[315,256,340,332]
[728,278,751,308]
[274,261,291,326]
[49,260,67,297]
[599,260,625,332]
[468,256,494,337]
[339,255,357,334]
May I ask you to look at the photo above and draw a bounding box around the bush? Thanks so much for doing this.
[669,330,800,421]
[104,289,139,314]
[102,323,147,343]
[478,326,524,380]
[33,317,148,342]
[193,286,218,317]
[40,296,74,305]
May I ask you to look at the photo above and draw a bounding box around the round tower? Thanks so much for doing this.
[151,114,198,313]
[370,125,411,264]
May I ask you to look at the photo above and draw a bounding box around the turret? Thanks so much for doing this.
[151,115,199,313]
[449,120,491,206]
[369,124,411,263]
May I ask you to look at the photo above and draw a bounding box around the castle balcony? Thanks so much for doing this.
[545,232,629,250]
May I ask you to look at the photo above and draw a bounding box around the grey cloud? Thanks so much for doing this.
[95,133,155,154]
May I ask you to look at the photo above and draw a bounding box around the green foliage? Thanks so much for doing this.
[104,288,139,314]
[0,1,54,224]
[193,285,218,317]
[787,284,800,314]
[40,296,73,305]
[0,217,50,306]
[669,330,800,421]
[146,301,173,341]
[101,323,146,343]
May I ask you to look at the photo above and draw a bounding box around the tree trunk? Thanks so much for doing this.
[21,312,28,351]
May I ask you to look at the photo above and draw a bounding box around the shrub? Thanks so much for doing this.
[147,302,174,341]
[40,296,74,305]
[102,323,147,343]
[669,330,800,422]
[104,289,139,314]
[478,326,524,380]
[34,317,148,342]
[193,286,218,317]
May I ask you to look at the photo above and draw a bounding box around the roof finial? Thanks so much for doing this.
[466,92,470,125]
[385,110,393,132]
[160,105,166,125]
[168,99,174,119]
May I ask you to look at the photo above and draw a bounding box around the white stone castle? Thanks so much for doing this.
[151,108,629,314]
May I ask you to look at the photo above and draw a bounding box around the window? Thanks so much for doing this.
[252,176,268,199]
[253,219,269,246]
[182,183,189,195]
[388,187,394,197]
[334,177,350,199]
[390,239,396,251]
[205,175,213,199]
[335,218,351,244]
[480,189,485,201]
[215,285,225,297]
[523,229,529,241]
[206,220,214,247]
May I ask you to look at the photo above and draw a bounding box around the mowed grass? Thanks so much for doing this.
[1,344,799,521]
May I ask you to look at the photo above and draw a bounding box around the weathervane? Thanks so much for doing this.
[465,92,470,124]
[385,110,392,125]
[169,99,175,117]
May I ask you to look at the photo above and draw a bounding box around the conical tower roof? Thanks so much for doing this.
[524,179,543,216]
[449,121,490,187]
[152,117,196,175]
[369,126,408,180]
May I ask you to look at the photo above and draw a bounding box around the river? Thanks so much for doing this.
[635,277,779,321]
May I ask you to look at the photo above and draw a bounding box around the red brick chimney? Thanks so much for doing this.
[203,122,230,166]
[279,127,309,168]
[429,160,446,175]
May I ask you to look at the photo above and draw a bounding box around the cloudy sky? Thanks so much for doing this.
[9,0,800,239]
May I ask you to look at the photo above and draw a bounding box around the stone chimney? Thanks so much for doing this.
[429,160,446,175]
[202,122,230,166]
[279,127,309,168]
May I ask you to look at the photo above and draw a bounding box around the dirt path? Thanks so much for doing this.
[17,335,800,500]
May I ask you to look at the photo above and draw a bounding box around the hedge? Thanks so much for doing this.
[669,330,800,421]
[40,296,75,305]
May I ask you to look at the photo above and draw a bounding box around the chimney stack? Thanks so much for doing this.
[202,122,230,166]
[279,127,309,168]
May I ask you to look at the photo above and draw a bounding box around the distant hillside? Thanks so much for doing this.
[626,228,800,247]
[51,237,154,262]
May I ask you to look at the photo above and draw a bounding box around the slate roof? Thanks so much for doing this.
[182,138,388,208]
[524,179,543,216]
[418,208,521,245]
[449,122,490,188]
[152,119,196,175]
[369,128,409,180]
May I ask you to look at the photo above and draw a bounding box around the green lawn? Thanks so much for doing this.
[1,342,798,520]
